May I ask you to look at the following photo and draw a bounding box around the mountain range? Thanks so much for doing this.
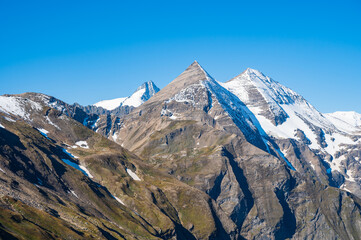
[1,61,361,239]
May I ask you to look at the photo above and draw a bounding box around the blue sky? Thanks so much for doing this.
[1,0,361,113]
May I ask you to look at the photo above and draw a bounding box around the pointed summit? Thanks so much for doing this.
[146,61,214,104]
[175,61,214,85]
[136,80,160,102]
[223,67,292,125]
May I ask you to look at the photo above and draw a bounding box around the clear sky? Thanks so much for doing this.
[1,0,361,113]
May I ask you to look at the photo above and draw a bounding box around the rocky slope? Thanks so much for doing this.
[95,61,361,239]
[0,92,236,239]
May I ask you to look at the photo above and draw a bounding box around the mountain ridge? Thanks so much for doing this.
[92,61,361,239]
[1,62,361,239]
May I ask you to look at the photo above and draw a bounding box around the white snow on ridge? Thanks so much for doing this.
[221,67,361,177]
[122,88,146,107]
[93,88,146,110]
[0,96,42,120]
[0,123,4,129]
[94,97,127,110]
[126,168,141,181]
[223,68,334,131]
[326,111,361,127]
[93,81,159,110]
[222,68,356,152]
[75,141,89,149]
[324,111,361,134]
[95,88,147,110]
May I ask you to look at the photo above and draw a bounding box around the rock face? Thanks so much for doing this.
[1,62,361,239]
[96,61,361,239]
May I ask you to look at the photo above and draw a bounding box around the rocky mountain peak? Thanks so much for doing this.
[243,67,267,79]
[227,68,302,106]
[143,61,214,104]
[136,80,160,102]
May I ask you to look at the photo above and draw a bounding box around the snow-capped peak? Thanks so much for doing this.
[93,81,160,110]
[223,68,338,149]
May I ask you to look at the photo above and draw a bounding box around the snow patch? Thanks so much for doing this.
[0,167,5,174]
[113,196,125,205]
[70,190,78,198]
[37,128,50,139]
[37,128,49,135]
[324,133,354,157]
[75,141,89,149]
[340,184,352,193]
[0,123,4,129]
[277,148,296,171]
[310,163,315,170]
[161,108,178,119]
[345,169,356,182]
[112,132,119,141]
[329,155,346,173]
[126,168,141,181]
[4,117,16,122]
